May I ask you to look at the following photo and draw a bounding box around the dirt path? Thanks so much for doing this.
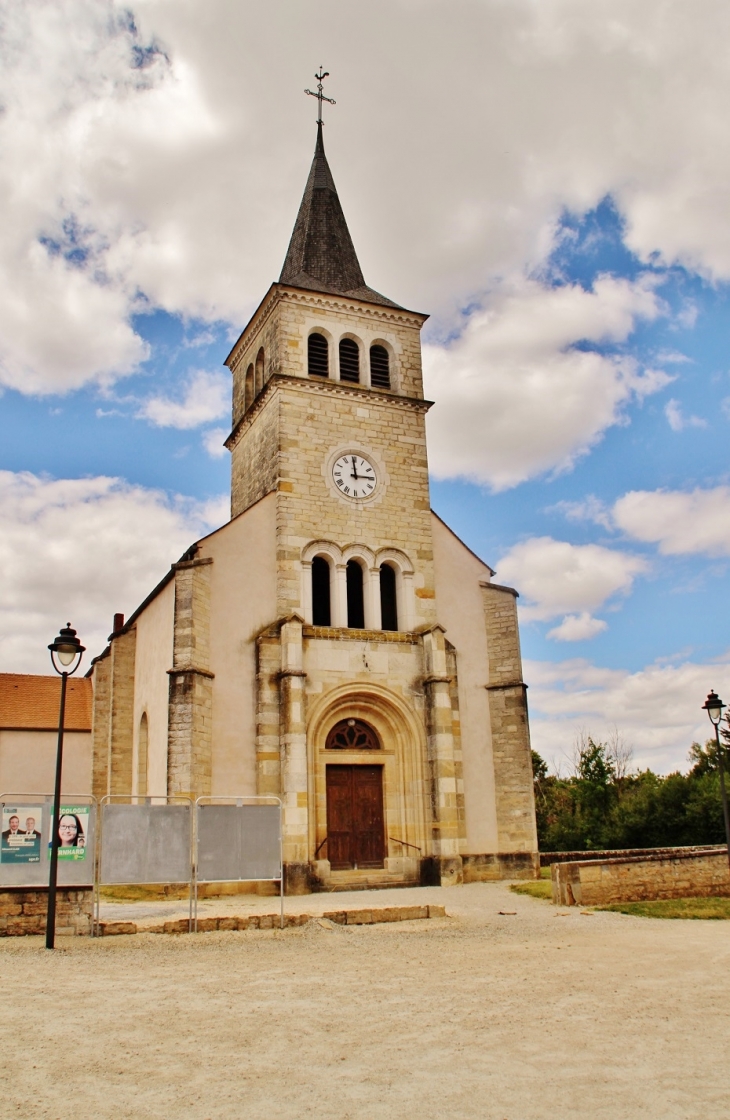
[1,882,728,1119]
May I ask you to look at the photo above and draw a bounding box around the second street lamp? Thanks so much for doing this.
[46,624,85,950]
[702,689,730,872]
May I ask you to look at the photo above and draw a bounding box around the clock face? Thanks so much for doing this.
[331,453,378,500]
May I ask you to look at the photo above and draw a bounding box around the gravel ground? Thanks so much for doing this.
[2,881,728,1119]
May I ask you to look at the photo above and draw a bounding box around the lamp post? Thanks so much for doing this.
[46,624,85,950]
[702,690,730,872]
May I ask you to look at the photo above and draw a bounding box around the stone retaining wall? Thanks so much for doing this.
[541,844,724,868]
[552,848,730,906]
[0,888,93,936]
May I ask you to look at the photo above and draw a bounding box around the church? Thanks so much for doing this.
[89,114,538,892]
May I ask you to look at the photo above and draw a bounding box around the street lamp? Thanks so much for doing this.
[702,689,730,872]
[46,624,85,950]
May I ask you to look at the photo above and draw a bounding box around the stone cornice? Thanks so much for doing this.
[225,283,428,372]
[225,373,433,452]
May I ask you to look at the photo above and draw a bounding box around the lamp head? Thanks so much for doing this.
[702,689,725,727]
[48,624,85,675]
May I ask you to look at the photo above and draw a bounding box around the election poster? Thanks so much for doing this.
[1,805,43,864]
[48,805,90,861]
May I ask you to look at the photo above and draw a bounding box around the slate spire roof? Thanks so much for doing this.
[279,122,400,308]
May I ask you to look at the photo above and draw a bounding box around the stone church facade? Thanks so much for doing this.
[90,123,538,892]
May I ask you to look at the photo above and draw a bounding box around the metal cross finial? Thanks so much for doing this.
[305,67,336,125]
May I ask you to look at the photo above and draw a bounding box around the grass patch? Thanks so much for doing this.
[597,896,730,920]
[510,880,553,901]
[540,866,551,880]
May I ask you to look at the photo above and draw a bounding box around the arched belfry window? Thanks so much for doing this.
[308,333,329,377]
[339,338,360,383]
[346,559,365,629]
[326,719,380,750]
[380,563,398,631]
[255,348,265,395]
[244,364,254,411]
[312,556,331,626]
[370,345,390,389]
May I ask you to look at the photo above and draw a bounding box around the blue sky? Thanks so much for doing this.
[1,0,729,772]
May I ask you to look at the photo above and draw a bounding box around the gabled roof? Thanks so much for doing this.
[279,122,401,309]
[0,674,92,731]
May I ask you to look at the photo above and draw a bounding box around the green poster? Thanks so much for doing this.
[48,805,90,861]
[1,805,43,864]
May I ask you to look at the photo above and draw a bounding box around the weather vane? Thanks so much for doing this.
[305,68,336,125]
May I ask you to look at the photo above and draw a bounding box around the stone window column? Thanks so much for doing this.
[422,625,464,883]
[367,566,382,630]
[333,563,348,628]
[300,559,313,624]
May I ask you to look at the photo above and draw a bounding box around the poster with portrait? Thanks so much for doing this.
[48,805,89,861]
[1,805,43,863]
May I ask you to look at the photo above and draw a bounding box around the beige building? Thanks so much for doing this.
[0,674,92,796]
[89,123,538,892]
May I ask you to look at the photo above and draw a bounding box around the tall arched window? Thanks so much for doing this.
[308,333,329,377]
[255,348,265,395]
[137,712,149,797]
[380,563,398,631]
[244,364,254,411]
[370,345,391,389]
[346,560,365,628]
[339,338,360,383]
[312,556,331,626]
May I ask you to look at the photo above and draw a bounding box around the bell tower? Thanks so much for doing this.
[224,118,437,632]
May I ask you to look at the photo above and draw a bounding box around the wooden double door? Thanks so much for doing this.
[326,765,385,870]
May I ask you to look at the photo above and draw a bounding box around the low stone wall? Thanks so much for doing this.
[0,888,93,936]
[552,849,730,906]
[462,852,539,882]
[541,845,724,868]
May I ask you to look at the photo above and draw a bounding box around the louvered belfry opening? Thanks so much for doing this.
[308,333,329,377]
[370,345,390,388]
[380,563,398,631]
[339,338,360,383]
[346,560,365,628]
[312,556,331,626]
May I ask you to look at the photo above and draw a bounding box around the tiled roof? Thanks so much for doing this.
[0,674,92,731]
[279,122,401,310]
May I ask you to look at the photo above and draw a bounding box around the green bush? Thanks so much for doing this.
[533,739,728,852]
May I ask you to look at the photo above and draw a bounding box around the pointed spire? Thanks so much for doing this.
[279,123,400,309]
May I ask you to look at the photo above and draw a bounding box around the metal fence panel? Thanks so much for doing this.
[100,803,191,885]
[0,796,96,888]
[197,805,241,882]
[239,805,281,880]
[196,803,281,882]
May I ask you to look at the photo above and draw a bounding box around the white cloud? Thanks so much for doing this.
[552,496,613,530]
[664,398,707,432]
[495,537,648,640]
[137,370,229,429]
[201,427,229,459]
[4,1,730,394]
[0,470,226,673]
[547,613,608,642]
[527,655,730,774]
[613,486,730,557]
[423,274,669,488]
